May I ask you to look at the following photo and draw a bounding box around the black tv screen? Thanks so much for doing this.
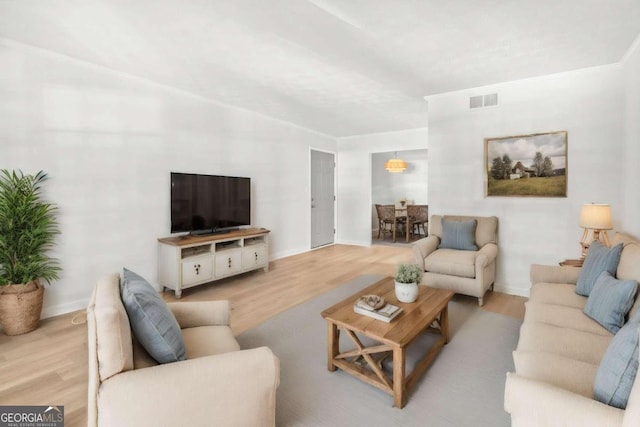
[170,172,251,234]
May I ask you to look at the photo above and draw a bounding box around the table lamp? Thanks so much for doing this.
[579,203,612,258]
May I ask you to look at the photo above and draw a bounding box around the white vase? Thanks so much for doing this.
[394,281,419,303]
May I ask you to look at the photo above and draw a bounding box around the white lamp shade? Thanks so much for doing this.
[579,204,613,230]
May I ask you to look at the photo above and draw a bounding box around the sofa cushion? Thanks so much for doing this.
[576,241,623,296]
[120,268,186,364]
[182,326,241,359]
[513,350,599,398]
[594,308,640,409]
[618,241,640,282]
[529,282,586,309]
[132,334,159,369]
[516,322,612,365]
[91,273,134,381]
[584,271,637,334]
[615,238,640,319]
[424,249,477,278]
[438,218,478,251]
[524,301,611,336]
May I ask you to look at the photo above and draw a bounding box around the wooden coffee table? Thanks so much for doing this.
[321,277,454,408]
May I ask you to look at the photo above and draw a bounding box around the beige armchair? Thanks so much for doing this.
[87,273,280,427]
[412,215,498,306]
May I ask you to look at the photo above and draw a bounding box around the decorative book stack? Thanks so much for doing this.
[353,295,403,323]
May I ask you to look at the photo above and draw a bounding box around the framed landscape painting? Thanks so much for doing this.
[485,131,567,197]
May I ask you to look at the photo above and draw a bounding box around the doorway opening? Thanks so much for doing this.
[371,149,428,246]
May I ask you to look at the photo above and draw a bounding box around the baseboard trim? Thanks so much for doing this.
[41,298,87,319]
[494,283,530,298]
[335,239,372,247]
[271,247,309,260]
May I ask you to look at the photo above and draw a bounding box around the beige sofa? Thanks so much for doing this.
[412,215,498,305]
[87,273,280,427]
[504,233,640,426]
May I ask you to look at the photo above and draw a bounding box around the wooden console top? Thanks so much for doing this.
[158,227,270,246]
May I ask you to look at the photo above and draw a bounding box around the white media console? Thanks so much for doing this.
[157,227,270,298]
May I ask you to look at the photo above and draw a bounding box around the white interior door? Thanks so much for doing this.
[310,150,335,249]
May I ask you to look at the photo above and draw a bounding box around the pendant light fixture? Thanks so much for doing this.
[385,152,407,173]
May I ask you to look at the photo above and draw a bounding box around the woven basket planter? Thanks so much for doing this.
[0,281,44,335]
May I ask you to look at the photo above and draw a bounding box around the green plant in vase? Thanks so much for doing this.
[0,170,61,335]
[394,263,423,303]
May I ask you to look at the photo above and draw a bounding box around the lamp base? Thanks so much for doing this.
[580,228,611,258]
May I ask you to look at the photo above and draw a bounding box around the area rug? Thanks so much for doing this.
[237,275,521,427]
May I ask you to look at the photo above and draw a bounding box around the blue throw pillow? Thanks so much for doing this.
[583,271,637,334]
[594,307,640,409]
[439,219,478,251]
[120,268,186,364]
[575,241,623,296]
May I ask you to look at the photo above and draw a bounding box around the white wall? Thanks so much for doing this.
[336,128,429,246]
[0,40,336,317]
[426,65,625,296]
[622,38,640,238]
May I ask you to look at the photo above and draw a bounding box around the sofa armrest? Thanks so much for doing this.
[530,264,581,285]
[412,235,440,270]
[505,373,624,427]
[99,346,279,427]
[168,300,231,328]
[476,243,498,268]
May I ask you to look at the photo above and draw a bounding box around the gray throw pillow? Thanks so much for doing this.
[575,241,623,296]
[583,271,637,334]
[594,307,640,409]
[439,219,478,251]
[120,268,186,364]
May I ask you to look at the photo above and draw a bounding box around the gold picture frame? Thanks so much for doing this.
[485,131,567,197]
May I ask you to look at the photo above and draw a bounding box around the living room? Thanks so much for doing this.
[1,1,640,426]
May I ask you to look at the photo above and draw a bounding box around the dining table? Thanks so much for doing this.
[393,207,407,242]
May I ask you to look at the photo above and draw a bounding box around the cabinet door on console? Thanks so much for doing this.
[182,256,214,286]
[215,250,242,278]
[242,245,267,269]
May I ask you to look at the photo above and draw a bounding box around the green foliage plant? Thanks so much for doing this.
[0,170,61,286]
[395,263,423,284]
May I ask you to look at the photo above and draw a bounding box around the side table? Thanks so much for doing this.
[559,259,583,267]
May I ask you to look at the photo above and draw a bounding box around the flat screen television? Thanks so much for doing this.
[170,172,251,234]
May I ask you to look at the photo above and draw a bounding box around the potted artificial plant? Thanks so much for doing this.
[394,263,423,303]
[0,170,61,335]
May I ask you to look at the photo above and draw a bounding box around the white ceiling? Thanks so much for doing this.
[1,0,639,137]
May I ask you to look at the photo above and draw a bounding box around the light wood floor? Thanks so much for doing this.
[0,244,526,427]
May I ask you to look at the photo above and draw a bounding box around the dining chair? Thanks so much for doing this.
[406,205,428,242]
[375,204,395,239]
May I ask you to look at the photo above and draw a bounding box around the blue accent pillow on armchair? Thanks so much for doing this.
[575,241,623,296]
[120,268,186,364]
[439,219,478,251]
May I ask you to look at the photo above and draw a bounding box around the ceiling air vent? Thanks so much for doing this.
[469,93,499,109]
[484,93,498,107]
[470,95,483,109]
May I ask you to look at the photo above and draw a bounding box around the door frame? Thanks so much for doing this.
[309,147,337,250]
